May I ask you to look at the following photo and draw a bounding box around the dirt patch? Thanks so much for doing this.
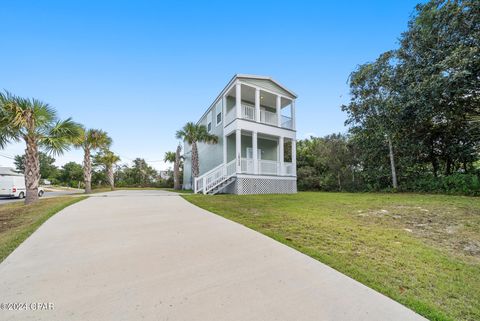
[356,204,480,261]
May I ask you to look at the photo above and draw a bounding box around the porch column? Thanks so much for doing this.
[252,131,258,174]
[279,136,284,175]
[236,129,241,173]
[222,95,227,127]
[255,88,260,122]
[291,139,297,176]
[276,95,282,127]
[223,134,227,163]
[236,83,242,119]
[291,100,296,130]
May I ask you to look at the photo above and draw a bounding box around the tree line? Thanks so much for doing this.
[298,0,479,195]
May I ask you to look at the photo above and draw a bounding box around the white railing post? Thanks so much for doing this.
[223,134,227,164]
[236,129,241,174]
[279,136,284,175]
[291,100,296,130]
[252,131,258,174]
[236,83,241,119]
[292,139,297,176]
[255,88,260,122]
[276,95,282,127]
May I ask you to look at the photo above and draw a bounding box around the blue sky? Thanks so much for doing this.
[0,0,422,170]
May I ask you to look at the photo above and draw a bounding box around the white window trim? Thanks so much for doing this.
[215,101,222,127]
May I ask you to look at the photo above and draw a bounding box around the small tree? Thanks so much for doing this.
[94,149,121,191]
[164,145,183,190]
[0,91,80,204]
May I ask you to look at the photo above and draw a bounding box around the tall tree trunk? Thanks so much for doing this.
[445,158,452,175]
[387,136,398,189]
[337,172,342,191]
[107,165,114,191]
[174,145,181,190]
[24,136,40,205]
[83,147,92,193]
[191,142,199,178]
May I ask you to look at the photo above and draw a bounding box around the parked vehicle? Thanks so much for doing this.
[0,168,45,199]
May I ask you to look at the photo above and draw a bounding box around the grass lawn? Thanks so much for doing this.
[0,196,87,263]
[183,192,480,321]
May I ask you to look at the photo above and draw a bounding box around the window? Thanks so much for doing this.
[215,100,222,126]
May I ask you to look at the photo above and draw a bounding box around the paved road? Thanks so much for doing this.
[0,189,83,205]
[0,190,427,321]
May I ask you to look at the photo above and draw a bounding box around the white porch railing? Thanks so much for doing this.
[281,115,293,129]
[283,162,294,175]
[227,104,290,129]
[259,160,278,175]
[194,159,237,194]
[260,109,277,126]
[240,159,295,176]
[241,104,255,121]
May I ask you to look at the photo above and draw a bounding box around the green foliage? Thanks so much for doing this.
[402,173,480,196]
[14,152,58,180]
[297,134,360,191]
[337,0,480,193]
[57,162,84,188]
[115,158,159,187]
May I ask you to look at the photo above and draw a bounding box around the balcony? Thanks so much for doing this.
[224,103,292,129]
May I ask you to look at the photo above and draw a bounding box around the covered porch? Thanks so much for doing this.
[224,129,296,176]
[223,83,295,130]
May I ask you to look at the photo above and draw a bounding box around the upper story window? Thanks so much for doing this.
[215,100,222,126]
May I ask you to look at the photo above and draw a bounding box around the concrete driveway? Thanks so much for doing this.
[0,190,426,321]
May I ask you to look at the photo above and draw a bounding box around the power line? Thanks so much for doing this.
[0,152,15,160]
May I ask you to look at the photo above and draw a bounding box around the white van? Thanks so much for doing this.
[0,171,45,199]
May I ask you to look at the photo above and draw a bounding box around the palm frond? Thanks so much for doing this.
[164,151,176,163]
[40,118,82,156]
[87,128,111,149]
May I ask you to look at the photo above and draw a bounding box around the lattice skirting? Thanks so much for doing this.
[223,176,297,195]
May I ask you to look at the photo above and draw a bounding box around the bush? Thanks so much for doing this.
[402,173,480,196]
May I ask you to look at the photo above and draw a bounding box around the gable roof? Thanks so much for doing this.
[234,74,297,99]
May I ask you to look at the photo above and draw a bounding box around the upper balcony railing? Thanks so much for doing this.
[224,104,294,130]
[281,115,293,129]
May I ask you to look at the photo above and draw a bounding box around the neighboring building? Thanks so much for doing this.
[159,170,172,180]
[183,74,297,195]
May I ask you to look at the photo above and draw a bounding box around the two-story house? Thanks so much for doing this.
[183,74,297,194]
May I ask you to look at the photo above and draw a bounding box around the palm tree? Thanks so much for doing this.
[164,151,176,164]
[174,144,182,190]
[75,128,111,193]
[164,145,183,190]
[93,149,120,191]
[0,91,80,204]
[175,122,217,179]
